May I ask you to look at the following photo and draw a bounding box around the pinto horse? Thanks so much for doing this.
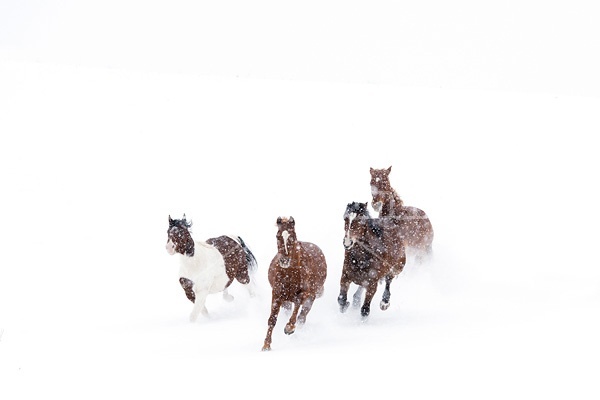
[338,202,406,318]
[370,166,434,260]
[165,215,257,322]
[262,216,327,351]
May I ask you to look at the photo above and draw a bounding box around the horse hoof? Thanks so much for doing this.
[380,301,390,311]
[340,302,350,313]
[284,324,296,335]
[262,345,271,352]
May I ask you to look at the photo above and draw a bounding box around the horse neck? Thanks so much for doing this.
[180,237,195,257]
[381,188,405,216]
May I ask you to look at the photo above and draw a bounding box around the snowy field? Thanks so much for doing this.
[1,2,599,399]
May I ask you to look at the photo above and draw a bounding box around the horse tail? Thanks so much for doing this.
[237,236,258,273]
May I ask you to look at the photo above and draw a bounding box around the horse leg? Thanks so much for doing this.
[284,302,301,335]
[222,288,234,302]
[338,278,351,313]
[179,277,196,303]
[262,297,282,351]
[352,286,364,308]
[361,282,378,318]
[189,285,209,322]
[380,275,393,311]
[297,296,316,325]
[245,278,257,298]
[222,278,234,302]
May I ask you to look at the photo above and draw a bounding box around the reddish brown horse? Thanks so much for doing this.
[370,166,434,260]
[339,202,406,318]
[262,216,327,351]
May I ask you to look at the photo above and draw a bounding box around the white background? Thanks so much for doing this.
[1,2,599,399]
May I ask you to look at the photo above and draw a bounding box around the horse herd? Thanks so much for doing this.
[165,166,434,351]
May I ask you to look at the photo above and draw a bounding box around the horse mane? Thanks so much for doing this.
[346,202,383,238]
[368,218,384,238]
[169,216,193,230]
[391,187,404,207]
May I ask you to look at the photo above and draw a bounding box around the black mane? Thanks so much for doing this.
[345,202,382,238]
[169,215,192,230]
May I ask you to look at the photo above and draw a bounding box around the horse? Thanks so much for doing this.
[338,201,406,318]
[370,166,434,261]
[262,216,327,351]
[165,214,258,322]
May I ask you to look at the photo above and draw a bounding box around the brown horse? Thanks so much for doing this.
[165,215,258,321]
[339,202,406,318]
[262,216,327,351]
[370,166,434,260]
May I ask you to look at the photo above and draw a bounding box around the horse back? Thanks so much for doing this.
[395,206,434,249]
[206,235,250,284]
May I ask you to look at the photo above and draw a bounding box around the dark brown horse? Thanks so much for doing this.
[262,216,327,351]
[339,202,406,318]
[370,166,434,260]
[165,215,258,321]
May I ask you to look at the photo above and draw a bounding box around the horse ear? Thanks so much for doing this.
[183,213,187,221]
[276,216,282,225]
[386,166,392,174]
[289,216,295,225]
[370,167,374,174]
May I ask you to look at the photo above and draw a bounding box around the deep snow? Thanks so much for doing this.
[1,2,600,399]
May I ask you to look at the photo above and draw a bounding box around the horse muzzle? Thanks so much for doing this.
[343,237,354,250]
[279,256,291,268]
[165,240,176,255]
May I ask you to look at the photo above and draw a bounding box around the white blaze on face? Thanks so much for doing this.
[343,212,356,248]
[166,239,175,255]
[282,230,290,255]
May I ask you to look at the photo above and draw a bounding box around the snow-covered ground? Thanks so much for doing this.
[1,2,599,399]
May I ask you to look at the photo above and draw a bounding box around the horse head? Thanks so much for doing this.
[166,214,195,256]
[275,216,300,268]
[343,202,371,250]
[370,166,393,212]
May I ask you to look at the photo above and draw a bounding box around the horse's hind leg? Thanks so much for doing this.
[222,288,234,302]
[297,296,316,326]
[380,275,393,311]
[352,286,364,308]
[222,278,234,302]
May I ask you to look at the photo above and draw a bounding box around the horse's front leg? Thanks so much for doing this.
[179,277,196,303]
[189,285,209,322]
[380,275,393,311]
[262,296,282,351]
[338,276,351,313]
[361,282,378,318]
[284,302,301,335]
